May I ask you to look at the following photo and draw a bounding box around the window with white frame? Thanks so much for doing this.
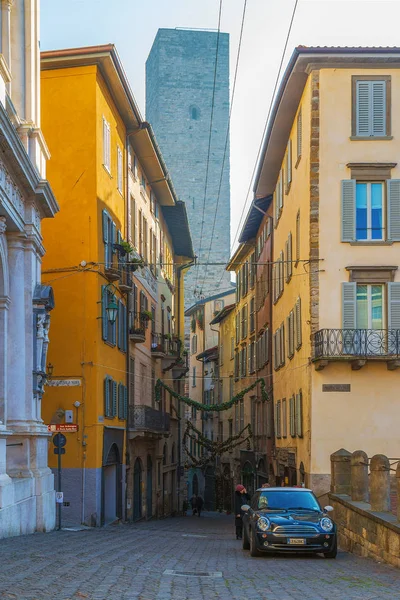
[103,117,111,172]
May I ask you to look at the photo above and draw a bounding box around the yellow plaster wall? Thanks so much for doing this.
[311,67,400,473]
[272,78,313,475]
[41,65,128,471]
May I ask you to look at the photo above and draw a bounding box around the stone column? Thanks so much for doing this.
[351,450,369,502]
[1,0,12,93]
[370,454,390,512]
[6,234,27,427]
[330,448,352,495]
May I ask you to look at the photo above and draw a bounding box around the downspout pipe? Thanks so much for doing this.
[124,133,130,522]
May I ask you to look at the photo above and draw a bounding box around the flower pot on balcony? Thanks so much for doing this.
[129,327,146,343]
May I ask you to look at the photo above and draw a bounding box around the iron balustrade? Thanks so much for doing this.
[128,405,170,432]
[151,333,181,357]
[129,313,146,338]
[313,329,400,359]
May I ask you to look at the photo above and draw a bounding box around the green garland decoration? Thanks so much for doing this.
[155,377,268,412]
[185,421,252,452]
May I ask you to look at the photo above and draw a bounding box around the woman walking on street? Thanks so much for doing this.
[234,484,250,540]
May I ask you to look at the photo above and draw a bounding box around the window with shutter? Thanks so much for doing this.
[289,396,295,437]
[236,313,240,344]
[341,180,356,242]
[297,109,302,160]
[387,180,400,242]
[250,297,255,333]
[284,240,288,282]
[342,283,357,329]
[296,211,300,266]
[236,270,241,303]
[276,400,281,438]
[355,79,389,137]
[280,323,285,366]
[101,285,108,341]
[118,383,124,419]
[103,117,111,172]
[279,251,284,296]
[295,297,302,350]
[287,232,293,280]
[117,146,123,193]
[388,282,400,354]
[288,310,294,359]
[279,170,284,211]
[286,140,292,189]
[112,380,117,417]
[104,376,111,417]
[264,328,269,364]
[282,399,287,437]
[192,366,196,387]
[296,390,303,437]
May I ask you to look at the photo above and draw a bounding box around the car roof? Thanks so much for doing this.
[256,487,312,492]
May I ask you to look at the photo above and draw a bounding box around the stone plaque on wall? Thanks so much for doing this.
[322,384,351,392]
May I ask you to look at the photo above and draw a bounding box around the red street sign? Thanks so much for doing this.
[47,424,79,433]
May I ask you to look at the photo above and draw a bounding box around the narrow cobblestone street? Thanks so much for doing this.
[1,512,400,600]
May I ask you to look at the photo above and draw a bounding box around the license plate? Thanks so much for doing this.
[288,538,306,545]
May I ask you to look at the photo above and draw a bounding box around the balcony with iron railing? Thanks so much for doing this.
[128,404,170,439]
[129,313,146,344]
[313,329,400,371]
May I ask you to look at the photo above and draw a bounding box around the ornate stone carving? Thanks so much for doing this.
[0,216,6,234]
[0,158,24,219]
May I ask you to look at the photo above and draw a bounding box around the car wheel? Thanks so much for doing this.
[249,527,261,557]
[242,526,250,550]
[324,537,337,559]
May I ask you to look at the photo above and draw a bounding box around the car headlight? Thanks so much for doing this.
[256,516,270,531]
[320,517,333,532]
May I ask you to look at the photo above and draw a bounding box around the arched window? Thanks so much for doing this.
[190,105,200,120]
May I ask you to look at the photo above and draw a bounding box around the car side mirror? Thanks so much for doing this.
[241,504,251,512]
[324,505,334,513]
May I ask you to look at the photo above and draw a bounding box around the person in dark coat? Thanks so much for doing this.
[190,494,197,515]
[196,495,204,517]
[234,484,250,539]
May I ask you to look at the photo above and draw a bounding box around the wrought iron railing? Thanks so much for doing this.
[129,313,146,338]
[313,329,400,359]
[128,405,170,432]
[151,332,165,353]
[151,333,181,357]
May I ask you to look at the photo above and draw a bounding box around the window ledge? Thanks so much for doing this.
[349,241,394,246]
[350,136,393,141]
[102,164,112,178]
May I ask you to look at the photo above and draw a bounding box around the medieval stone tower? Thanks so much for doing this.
[146,28,231,310]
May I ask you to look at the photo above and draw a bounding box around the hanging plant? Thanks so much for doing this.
[196,312,204,331]
[127,258,144,272]
[141,310,153,321]
[191,317,196,333]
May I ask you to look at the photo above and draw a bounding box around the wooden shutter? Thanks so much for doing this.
[276,401,281,438]
[118,383,123,419]
[342,282,357,329]
[356,81,371,136]
[112,380,117,417]
[101,285,108,341]
[295,297,302,349]
[102,210,109,243]
[111,222,117,254]
[388,282,400,329]
[287,139,292,185]
[296,390,303,437]
[288,232,292,279]
[237,270,241,302]
[111,295,117,345]
[280,324,285,366]
[289,396,295,437]
[282,399,287,437]
[296,211,300,265]
[284,240,288,282]
[279,171,283,210]
[372,81,386,136]
[387,180,400,241]
[123,386,128,419]
[104,377,110,417]
[341,180,356,242]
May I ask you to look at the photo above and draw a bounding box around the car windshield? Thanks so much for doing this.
[257,491,320,511]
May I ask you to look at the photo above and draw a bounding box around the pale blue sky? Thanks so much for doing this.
[41,0,400,250]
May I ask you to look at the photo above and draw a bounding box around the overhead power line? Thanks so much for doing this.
[193,0,223,295]
[214,0,299,292]
[198,0,248,297]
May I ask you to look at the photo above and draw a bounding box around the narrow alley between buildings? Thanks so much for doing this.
[0,512,399,600]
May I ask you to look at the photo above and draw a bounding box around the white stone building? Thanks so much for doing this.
[0,0,58,537]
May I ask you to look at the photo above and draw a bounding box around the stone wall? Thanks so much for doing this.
[329,493,400,568]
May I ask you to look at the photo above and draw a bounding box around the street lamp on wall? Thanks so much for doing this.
[106,297,118,324]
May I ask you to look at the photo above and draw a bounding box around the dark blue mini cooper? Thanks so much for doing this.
[241,487,337,558]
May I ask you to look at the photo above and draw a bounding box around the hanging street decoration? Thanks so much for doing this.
[155,377,269,412]
[183,421,253,470]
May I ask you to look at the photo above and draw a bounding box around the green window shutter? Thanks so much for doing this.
[388,282,400,329]
[341,180,356,242]
[117,300,122,350]
[102,285,108,341]
[112,380,117,417]
[102,210,109,243]
[371,81,386,136]
[342,282,357,329]
[387,180,400,242]
[104,376,110,417]
[296,391,303,437]
[124,386,128,420]
[356,81,371,136]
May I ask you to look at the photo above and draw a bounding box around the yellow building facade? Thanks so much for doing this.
[40,46,193,526]
[254,47,400,495]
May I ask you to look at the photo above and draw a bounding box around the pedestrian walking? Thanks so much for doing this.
[190,494,197,516]
[182,500,188,516]
[196,495,204,517]
[234,484,250,540]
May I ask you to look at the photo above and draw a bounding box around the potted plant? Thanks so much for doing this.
[163,333,172,340]
[141,310,153,321]
[191,317,196,333]
[113,241,134,257]
[128,258,144,272]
